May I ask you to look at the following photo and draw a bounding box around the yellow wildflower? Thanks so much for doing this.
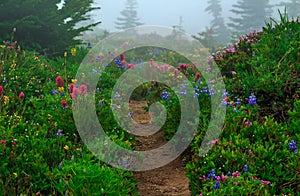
[64,145,69,150]
[64,52,67,57]
[58,87,64,93]
[71,48,76,56]
[71,79,77,83]
[3,96,9,104]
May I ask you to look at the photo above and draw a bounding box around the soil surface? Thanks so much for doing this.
[129,101,190,196]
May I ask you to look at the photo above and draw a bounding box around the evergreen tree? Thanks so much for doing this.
[278,0,300,18]
[228,0,272,36]
[115,0,143,30]
[205,0,230,45]
[0,0,100,55]
[193,27,217,48]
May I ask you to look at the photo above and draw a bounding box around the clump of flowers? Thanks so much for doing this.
[161,90,170,100]
[289,140,298,154]
[70,48,76,56]
[61,100,68,109]
[56,76,64,88]
[232,171,240,178]
[213,181,221,189]
[71,87,79,100]
[19,92,25,99]
[244,121,253,127]
[68,83,75,94]
[260,180,271,185]
[0,86,3,96]
[120,53,125,60]
[80,84,87,96]
[198,166,271,193]
[51,89,59,95]
[195,72,200,81]
[55,129,63,137]
[248,93,257,105]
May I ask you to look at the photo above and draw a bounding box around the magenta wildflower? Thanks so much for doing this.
[232,171,240,178]
[19,92,25,99]
[80,84,87,96]
[199,175,206,180]
[0,86,3,95]
[61,100,67,106]
[260,180,271,185]
[72,87,79,100]
[210,138,219,145]
[208,55,214,62]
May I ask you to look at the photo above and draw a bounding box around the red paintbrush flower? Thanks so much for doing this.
[195,72,200,80]
[120,53,125,60]
[56,76,64,88]
[69,83,74,93]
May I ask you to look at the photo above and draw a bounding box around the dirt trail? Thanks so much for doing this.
[129,101,190,196]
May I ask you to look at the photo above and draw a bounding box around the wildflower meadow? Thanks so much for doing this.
[0,13,299,196]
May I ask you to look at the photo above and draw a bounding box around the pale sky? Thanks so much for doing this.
[92,0,282,35]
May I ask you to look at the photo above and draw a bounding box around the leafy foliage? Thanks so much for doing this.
[186,13,300,196]
[215,12,300,120]
[0,45,137,195]
[0,0,100,56]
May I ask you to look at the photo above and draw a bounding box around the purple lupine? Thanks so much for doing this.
[161,90,170,100]
[235,98,241,105]
[248,93,257,105]
[213,181,221,189]
[289,140,298,154]
[207,169,216,180]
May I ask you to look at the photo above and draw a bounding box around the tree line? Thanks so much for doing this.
[0,0,299,55]
[116,0,300,47]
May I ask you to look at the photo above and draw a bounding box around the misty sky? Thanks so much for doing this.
[93,0,283,35]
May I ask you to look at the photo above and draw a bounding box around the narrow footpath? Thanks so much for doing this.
[130,101,190,196]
